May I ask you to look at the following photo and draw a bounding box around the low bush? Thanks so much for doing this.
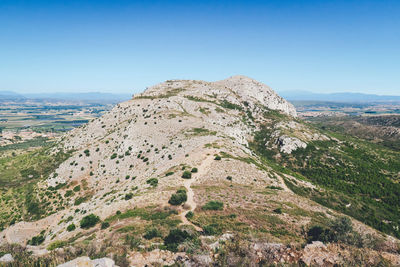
[307,216,353,244]
[80,214,100,229]
[64,190,74,197]
[273,208,282,214]
[169,189,187,205]
[28,235,45,246]
[203,224,222,235]
[191,168,198,173]
[185,211,194,219]
[73,185,81,192]
[143,227,162,240]
[125,193,133,200]
[202,201,224,211]
[164,229,192,252]
[267,185,283,190]
[101,222,110,229]
[181,171,192,179]
[214,155,221,160]
[66,223,76,232]
[47,240,66,251]
[146,178,158,187]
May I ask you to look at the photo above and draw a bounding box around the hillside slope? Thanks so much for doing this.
[1,76,399,266]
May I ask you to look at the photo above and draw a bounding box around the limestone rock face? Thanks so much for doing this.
[216,75,297,117]
[276,135,307,154]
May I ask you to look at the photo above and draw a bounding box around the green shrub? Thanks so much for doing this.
[164,229,192,252]
[28,235,45,246]
[74,196,88,206]
[73,185,81,192]
[202,201,223,211]
[226,176,232,181]
[146,178,158,187]
[143,227,162,240]
[169,189,187,205]
[214,155,221,160]
[101,222,110,229]
[191,168,198,173]
[66,223,76,232]
[125,193,133,200]
[181,171,192,179]
[110,153,117,159]
[273,208,282,214]
[185,211,194,219]
[64,190,74,197]
[165,171,174,176]
[267,185,283,190]
[307,216,353,244]
[204,224,222,235]
[80,214,100,229]
[47,240,67,251]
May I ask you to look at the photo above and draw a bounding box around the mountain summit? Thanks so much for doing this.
[138,75,297,117]
[1,76,400,266]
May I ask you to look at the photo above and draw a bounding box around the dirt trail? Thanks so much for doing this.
[179,151,216,231]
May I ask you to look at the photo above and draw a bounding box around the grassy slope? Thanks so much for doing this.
[0,142,71,230]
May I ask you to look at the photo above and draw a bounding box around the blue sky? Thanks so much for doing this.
[0,0,399,95]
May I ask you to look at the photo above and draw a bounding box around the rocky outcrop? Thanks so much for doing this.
[57,256,116,267]
[129,249,187,266]
[276,135,307,154]
[0,253,14,263]
[216,75,297,117]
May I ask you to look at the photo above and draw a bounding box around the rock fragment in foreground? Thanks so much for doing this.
[0,253,14,263]
[57,256,117,267]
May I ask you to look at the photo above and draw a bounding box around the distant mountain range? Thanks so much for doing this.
[279,91,400,103]
[0,91,132,103]
[2,90,400,104]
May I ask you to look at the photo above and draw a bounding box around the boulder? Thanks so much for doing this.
[0,253,14,263]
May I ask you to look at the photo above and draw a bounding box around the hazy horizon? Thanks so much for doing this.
[2,87,400,98]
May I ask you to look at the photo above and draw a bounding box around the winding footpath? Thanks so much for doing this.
[179,151,216,231]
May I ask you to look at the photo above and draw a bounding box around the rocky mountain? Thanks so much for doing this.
[1,76,400,266]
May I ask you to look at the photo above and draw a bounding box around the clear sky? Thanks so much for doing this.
[0,0,399,95]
